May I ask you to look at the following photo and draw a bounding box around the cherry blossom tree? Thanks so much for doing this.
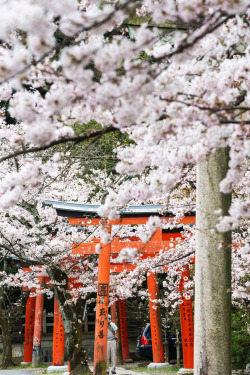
[0,170,100,372]
[0,1,249,375]
[0,259,29,369]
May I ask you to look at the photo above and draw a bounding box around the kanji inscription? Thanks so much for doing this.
[98,283,108,296]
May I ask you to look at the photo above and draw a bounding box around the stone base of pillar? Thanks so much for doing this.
[148,363,170,369]
[47,365,68,374]
[63,372,70,375]
[177,368,194,374]
[21,362,32,365]
[123,359,133,363]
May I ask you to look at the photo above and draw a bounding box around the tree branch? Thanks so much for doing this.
[153,250,195,270]
[0,244,41,265]
[0,125,118,163]
[220,120,250,124]
[161,97,250,113]
[154,11,237,63]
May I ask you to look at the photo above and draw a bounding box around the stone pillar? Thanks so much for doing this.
[147,272,168,369]
[118,299,130,361]
[195,148,232,375]
[178,267,194,375]
[22,295,36,364]
[93,225,111,375]
[32,277,45,367]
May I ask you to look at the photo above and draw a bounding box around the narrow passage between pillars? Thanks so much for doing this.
[178,266,194,373]
[32,277,45,367]
[93,225,111,375]
[53,297,65,366]
[118,299,130,361]
[22,295,36,364]
[147,271,165,365]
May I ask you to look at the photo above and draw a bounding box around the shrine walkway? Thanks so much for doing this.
[1,367,249,375]
[0,366,179,375]
[0,370,33,375]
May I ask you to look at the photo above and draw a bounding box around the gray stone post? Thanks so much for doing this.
[194,147,232,375]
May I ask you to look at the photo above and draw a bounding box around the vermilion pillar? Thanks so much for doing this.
[147,271,165,364]
[111,301,118,326]
[32,277,45,367]
[179,266,194,370]
[111,301,123,365]
[118,299,130,361]
[93,225,111,375]
[23,295,36,364]
[53,297,65,366]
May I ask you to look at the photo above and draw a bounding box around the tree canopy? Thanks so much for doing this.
[0,1,249,374]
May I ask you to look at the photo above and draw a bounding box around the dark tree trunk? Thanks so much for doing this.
[164,329,169,364]
[47,265,91,375]
[1,323,14,368]
[0,289,29,369]
[66,320,90,375]
[176,329,180,369]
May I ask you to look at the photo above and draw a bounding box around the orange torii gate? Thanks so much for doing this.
[21,269,68,372]
[46,201,195,375]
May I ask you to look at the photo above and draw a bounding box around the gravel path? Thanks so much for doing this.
[0,371,35,375]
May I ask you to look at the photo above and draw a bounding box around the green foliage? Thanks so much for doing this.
[126,365,179,373]
[0,98,16,125]
[54,120,133,200]
[232,305,250,370]
[54,29,76,49]
[0,258,18,275]
[8,363,48,369]
[49,120,130,174]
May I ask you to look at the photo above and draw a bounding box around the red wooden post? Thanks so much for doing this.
[118,299,130,361]
[179,266,194,370]
[93,225,111,375]
[111,301,123,365]
[147,271,165,364]
[32,277,45,367]
[23,295,36,364]
[111,301,117,325]
[53,297,65,366]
